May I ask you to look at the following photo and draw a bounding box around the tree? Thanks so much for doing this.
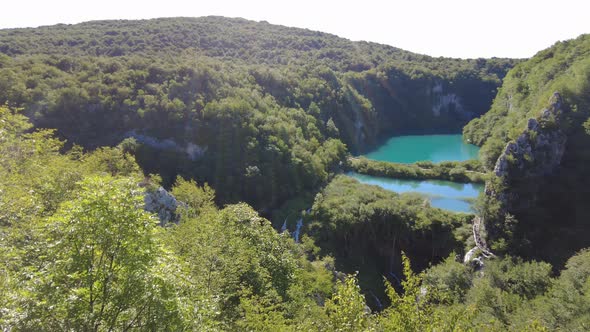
[325,274,370,332]
[170,175,215,217]
[14,176,193,331]
[517,249,590,331]
[377,253,483,331]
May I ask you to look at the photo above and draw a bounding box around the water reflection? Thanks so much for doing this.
[347,172,483,213]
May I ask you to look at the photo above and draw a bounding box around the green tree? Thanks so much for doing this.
[325,274,370,332]
[515,249,590,331]
[377,253,482,331]
[423,255,473,303]
[170,175,215,217]
[14,176,193,331]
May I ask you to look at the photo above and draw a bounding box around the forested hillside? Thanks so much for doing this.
[464,34,590,267]
[0,17,514,210]
[1,17,590,331]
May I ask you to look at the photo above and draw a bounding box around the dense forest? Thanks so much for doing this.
[1,17,589,331]
[0,17,515,211]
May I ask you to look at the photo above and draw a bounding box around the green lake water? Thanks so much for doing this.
[350,134,482,213]
[364,134,480,163]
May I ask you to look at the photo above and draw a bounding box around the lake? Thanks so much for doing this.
[363,134,479,163]
[351,134,482,213]
[347,172,483,213]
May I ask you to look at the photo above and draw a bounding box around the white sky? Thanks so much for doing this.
[1,0,589,59]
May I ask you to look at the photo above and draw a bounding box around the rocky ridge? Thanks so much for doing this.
[487,92,567,210]
[465,92,567,265]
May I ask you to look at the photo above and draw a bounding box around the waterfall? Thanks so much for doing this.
[293,218,303,243]
[369,291,383,310]
[388,272,401,286]
[282,208,310,242]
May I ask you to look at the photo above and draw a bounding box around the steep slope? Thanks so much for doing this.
[464,34,590,168]
[0,17,515,210]
[464,34,590,266]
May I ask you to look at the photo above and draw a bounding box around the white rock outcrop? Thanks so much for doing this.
[144,187,185,225]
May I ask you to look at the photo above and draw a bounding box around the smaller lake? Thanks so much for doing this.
[347,172,483,213]
[364,134,479,163]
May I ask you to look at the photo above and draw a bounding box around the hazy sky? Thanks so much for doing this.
[1,0,589,58]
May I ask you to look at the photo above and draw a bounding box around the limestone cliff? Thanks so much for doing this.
[345,73,501,153]
[430,81,469,118]
[465,92,569,258]
[127,131,207,161]
[487,92,567,211]
[144,186,186,225]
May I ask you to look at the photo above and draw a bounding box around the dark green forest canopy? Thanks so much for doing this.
[0,16,512,72]
[0,17,516,211]
[0,16,516,142]
[306,175,473,302]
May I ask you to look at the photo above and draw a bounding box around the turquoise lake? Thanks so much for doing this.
[347,172,483,213]
[350,134,483,213]
[364,134,480,163]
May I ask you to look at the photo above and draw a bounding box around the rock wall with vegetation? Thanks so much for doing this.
[487,93,567,211]
[465,34,590,266]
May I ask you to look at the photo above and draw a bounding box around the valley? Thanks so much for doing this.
[0,16,589,331]
[347,134,483,213]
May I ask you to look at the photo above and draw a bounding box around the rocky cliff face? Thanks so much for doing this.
[345,73,501,153]
[144,186,186,225]
[487,92,567,211]
[493,93,566,178]
[430,81,469,118]
[468,92,570,260]
[466,93,568,260]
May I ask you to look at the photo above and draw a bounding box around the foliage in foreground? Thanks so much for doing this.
[1,104,589,331]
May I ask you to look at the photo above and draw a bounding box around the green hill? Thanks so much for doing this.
[0,17,515,210]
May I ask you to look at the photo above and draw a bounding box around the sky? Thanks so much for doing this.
[1,0,589,59]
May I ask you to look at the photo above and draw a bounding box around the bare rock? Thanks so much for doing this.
[490,92,567,211]
[463,247,479,264]
[144,187,185,225]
